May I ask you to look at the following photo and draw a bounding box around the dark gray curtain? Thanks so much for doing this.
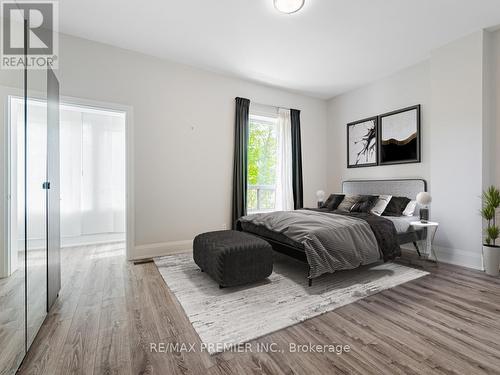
[291,109,303,210]
[232,97,250,229]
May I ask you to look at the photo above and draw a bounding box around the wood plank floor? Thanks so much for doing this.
[17,243,500,375]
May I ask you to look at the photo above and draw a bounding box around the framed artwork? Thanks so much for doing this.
[347,116,378,168]
[378,105,421,165]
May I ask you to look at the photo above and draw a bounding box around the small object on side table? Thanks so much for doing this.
[416,192,432,223]
[410,221,439,264]
[316,190,325,208]
[419,208,429,223]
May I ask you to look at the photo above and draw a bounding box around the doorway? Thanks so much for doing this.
[9,99,127,252]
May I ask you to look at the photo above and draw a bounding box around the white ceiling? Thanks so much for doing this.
[59,0,500,99]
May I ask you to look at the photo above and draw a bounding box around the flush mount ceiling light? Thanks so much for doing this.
[274,0,305,14]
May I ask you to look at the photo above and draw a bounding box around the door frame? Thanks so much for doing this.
[56,95,135,260]
[3,94,135,265]
[1,87,23,278]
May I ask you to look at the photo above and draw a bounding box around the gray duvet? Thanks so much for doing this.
[238,210,381,278]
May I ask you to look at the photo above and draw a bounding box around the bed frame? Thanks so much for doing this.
[342,178,427,200]
[247,179,428,287]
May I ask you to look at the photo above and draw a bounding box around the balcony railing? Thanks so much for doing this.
[247,185,276,212]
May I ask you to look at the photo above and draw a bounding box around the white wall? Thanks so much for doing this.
[429,31,485,269]
[494,30,500,188]
[483,30,495,189]
[55,34,328,259]
[327,30,496,270]
[327,62,430,192]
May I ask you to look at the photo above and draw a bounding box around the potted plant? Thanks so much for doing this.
[481,186,500,276]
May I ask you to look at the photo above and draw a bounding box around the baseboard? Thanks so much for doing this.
[130,240,193,261]
[132,240,483,270]
[19,233,126,250]
[434,246,483,270]
[62,233,125,248]
[401,244,483,270]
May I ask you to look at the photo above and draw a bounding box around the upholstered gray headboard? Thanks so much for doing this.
[342,179,427,200]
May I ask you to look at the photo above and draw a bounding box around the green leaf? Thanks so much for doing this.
[481,186,500,244]
[487,225,500,243]
[481,205,495,221]
[247,121,277,187]
[483,186,500,209]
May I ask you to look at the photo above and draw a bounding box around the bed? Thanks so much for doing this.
[237,179,427,286]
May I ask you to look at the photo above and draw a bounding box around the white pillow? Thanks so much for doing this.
[403,200,417,216]
[371,195,392,216]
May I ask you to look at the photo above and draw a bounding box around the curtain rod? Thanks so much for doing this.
[235,97,300,112]
[250,101,300,112]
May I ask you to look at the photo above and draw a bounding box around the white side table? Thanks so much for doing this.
[410,221,439,264]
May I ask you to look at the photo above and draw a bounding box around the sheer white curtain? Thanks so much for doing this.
[60,108,126,238]
[80,112,125,235]
[59,109,83,237]
[275,108,294,211]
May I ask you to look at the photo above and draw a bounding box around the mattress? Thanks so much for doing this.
[240,213,424,253]
[239,210,398,278]
[239,220,305,250]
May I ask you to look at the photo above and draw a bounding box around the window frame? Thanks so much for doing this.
[247,112,279,214]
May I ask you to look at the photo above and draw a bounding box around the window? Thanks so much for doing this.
[247,114,278,212]
[246,106,295,214]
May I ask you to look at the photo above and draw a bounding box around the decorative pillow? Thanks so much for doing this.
[402,200,417,216]
[382,196,411,217]
[370,195,392,216]
[350,195,378,213]
[337,195,361,212]
[321,194,345,210]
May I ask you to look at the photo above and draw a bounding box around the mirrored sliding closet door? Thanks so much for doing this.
[25,67,49,349]
[0,34,26,375]
[1,19,60,375]
[0,63,26,375]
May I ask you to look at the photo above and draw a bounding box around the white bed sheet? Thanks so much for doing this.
[384,215,419,233]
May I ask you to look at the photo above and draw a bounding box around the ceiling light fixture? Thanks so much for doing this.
[274,0,305,14]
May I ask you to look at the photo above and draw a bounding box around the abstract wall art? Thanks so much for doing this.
[347,116,378,168]
[378,105,421,165]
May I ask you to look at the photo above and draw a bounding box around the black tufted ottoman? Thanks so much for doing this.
[193,230,273,288]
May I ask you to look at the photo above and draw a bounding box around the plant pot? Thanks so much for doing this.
[483,245,500,276]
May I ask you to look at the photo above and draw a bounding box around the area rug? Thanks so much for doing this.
[154,253,428,354]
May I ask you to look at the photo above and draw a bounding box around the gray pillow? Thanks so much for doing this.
[350,195,378,213]
[337,195,360,212]
[321,194,345,210]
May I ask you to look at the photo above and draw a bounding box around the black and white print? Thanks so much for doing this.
[347,117,378,168]
[379,105,420,165]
